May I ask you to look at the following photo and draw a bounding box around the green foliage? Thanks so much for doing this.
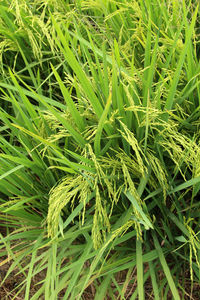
[0,0,200,299]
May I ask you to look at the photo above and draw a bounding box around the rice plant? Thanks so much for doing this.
[0,0,200,299]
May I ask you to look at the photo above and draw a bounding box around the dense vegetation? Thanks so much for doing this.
[0,0,200,299]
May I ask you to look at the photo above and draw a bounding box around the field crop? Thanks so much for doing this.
[0,1,200,299]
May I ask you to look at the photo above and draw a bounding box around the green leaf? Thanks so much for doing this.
[124,191,153,230]
[94,92,112,156]
[152,232,180,300]
[136,239,144,300]
[51,64,85,131]
[164,4,199,110]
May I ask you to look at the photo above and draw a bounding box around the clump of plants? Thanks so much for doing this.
[0,0,200,299]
